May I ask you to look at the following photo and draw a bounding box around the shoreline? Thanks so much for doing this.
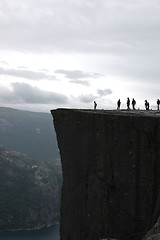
[0,223,59,233]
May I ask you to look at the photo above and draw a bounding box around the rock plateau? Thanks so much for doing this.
[51,109,160,240]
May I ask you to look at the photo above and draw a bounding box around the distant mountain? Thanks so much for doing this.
[0,145,61,231]
[0,107,59,162]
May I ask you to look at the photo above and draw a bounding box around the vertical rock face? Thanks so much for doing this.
[51,109,160,240]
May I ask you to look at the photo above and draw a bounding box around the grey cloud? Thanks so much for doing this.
[70,80,89,86]
[108,55,160,82]
[55,69,103,79]
[0,67,56,81]
[79,94,96,103]
[0,0,160,56]
[18,66,29,69]
[12,82,68,104]
[97,88,112,97]
[39,69,48,72]
[0,60,9,65]
[0,86,18,103]
[0,0,160,84]
[0,83,68,104]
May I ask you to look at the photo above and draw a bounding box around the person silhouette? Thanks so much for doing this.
[127,97,130,110]
[157,99,160,110]
[145,100,149,110]
[94,101,97,110]
[117,99,121,110]
[132,98,136,110]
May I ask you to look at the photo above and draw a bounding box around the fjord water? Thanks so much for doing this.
[0,225,59,240]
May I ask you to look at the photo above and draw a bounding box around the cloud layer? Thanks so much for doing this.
[55,70,103,79]
[0,0,159,84]
[0,0,160,111]
[97,89,112,97]
[0,82,68,105]
[0,67,56,80]
[1,0,160,56]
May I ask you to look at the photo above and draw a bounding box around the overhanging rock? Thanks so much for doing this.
[51,109,160,240]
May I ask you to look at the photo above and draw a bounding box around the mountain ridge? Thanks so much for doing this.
[0,106,59,161]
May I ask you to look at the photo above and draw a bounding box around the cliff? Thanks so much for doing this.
[51,109,160,240]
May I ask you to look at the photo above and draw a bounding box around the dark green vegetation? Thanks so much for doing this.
[0,145,61,230]
[0,107,59,161]
[0,107,62,231]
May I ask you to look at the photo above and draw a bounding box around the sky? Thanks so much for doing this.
[0,0,160,113]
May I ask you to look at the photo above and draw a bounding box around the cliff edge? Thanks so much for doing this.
[51,109,160,240]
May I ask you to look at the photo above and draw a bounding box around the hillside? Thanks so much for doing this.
[0,145,61,231]
[0,107,59,162]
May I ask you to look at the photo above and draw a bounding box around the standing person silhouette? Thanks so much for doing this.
[117,99,121,110]
[132,98,136,110]
[157,99,160,110]
[94,101,97,110]
[127,97,130,110]
[145,100,149,110]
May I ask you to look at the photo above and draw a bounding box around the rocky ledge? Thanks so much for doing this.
[51,109,160,240]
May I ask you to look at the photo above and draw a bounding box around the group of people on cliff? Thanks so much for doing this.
[117,98,160,111]
[117,98,137,110]
[93,98,160,110]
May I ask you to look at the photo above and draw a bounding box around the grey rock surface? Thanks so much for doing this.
[143,217,160,240]
[51,109,160,240]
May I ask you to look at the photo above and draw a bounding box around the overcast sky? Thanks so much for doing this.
[0,0,160,112]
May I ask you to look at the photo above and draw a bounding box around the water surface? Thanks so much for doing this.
[0,225,60,240]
